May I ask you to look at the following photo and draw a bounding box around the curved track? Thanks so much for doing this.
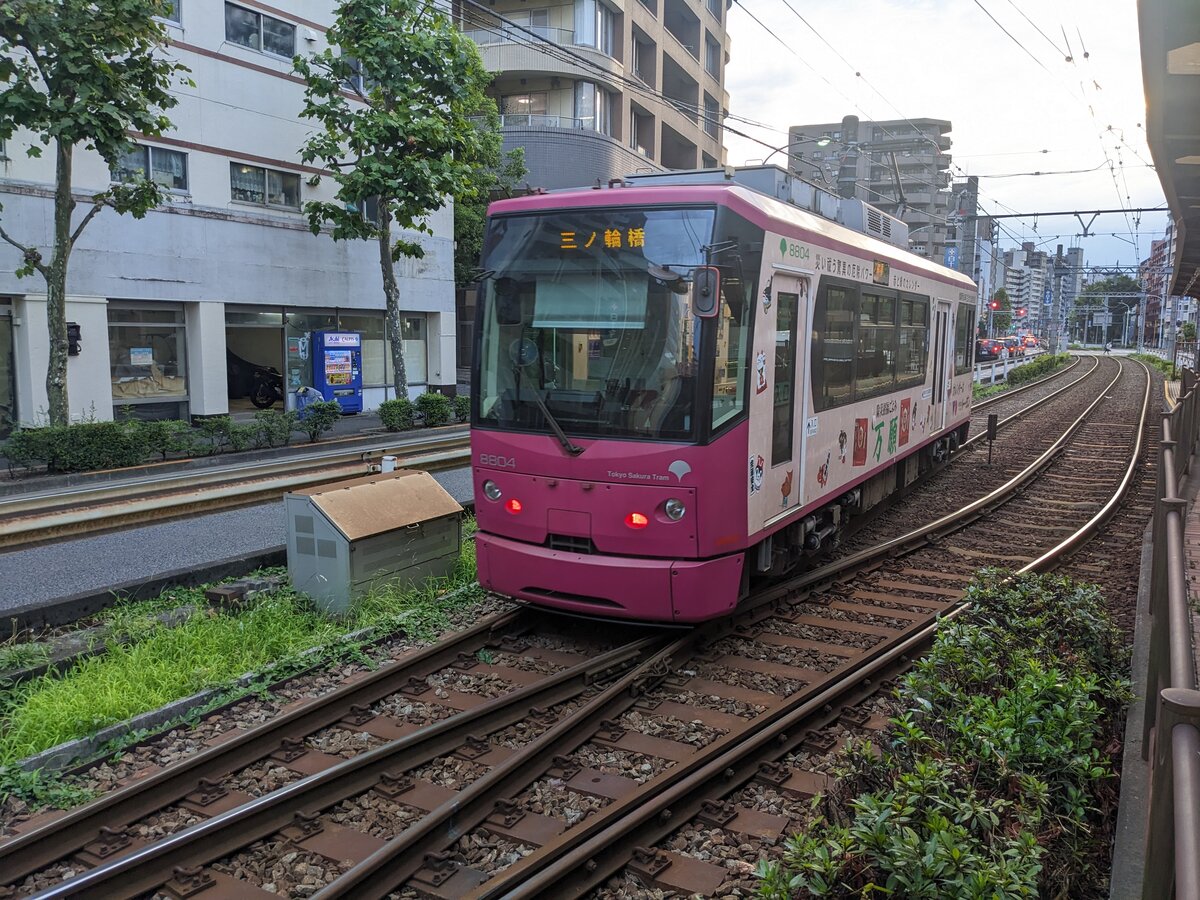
[3,358,1151,900]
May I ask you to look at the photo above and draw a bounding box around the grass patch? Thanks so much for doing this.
[757,572,1127,898]
[0,639,52,674]
[0,519,484,779]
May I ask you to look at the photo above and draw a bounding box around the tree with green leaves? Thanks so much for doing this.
[0,0,189,425]
[296,0,496,398]
[989,287,1011,336]
[453,138,525,289]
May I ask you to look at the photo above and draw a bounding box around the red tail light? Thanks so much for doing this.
[625,512,649,529]
[505,499,523,514]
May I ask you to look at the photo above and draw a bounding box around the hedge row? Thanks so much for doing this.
[1,404,349,474]
[1006,352,1070,387]
[378,392,470,432]
[758,572,1126,898]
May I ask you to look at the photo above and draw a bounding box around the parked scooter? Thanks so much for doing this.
[250,366,286,409]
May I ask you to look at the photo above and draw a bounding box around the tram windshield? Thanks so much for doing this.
[475,207,718,442]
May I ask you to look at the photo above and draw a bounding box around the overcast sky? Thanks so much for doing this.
[721,0,1169,273]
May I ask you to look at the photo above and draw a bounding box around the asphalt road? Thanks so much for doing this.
[0,466,474,613]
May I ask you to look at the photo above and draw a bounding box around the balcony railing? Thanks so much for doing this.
[464,25,575,45]
[472,114,587,129]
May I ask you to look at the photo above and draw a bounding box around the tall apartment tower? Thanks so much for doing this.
[0,2,457,435]
[460,0,730,189]
[1002,242,1052,336]
[787,117,953,262]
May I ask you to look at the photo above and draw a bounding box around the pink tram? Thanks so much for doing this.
[470,168,978,623]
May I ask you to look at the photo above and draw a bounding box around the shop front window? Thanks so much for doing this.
[108,304,188,407]
[284,309,336,392]
[338,313,388,386]
[402,315,428,385]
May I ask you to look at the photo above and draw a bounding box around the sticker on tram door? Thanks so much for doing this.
[899,399,911,446]
[853,418,868,467]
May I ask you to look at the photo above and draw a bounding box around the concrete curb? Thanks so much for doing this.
[1109,516,1155,898]
[3,546,286,633]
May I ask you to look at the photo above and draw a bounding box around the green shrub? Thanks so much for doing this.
[453,393,471,422]
[193,416,232,456]
[1131,353,1175,377]
[378,397,416,431]
[2,421,150,473]
[758,573,1126,899]
[299,400,342,443]
[3,428,55,471]
[138,419,193,460]
[227,422,261,452]
[1006,352,1069,387]
[416,391,452,427]
[254,409,296,448]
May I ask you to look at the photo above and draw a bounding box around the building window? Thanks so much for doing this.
[225,2,295,57]
[230,163,301,210]
[703,94,719,138]
[113,144,188,191]
[704,34,720,78]
[574,0,613,56]
[574,82,612,135]
[108,304,188,407]
[401,315,428,384]
[501,92,549,116]
[160,0,181,23]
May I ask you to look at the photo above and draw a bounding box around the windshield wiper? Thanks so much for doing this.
[530,391,585,457]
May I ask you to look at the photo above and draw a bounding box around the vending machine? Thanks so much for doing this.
[311,331,363,414]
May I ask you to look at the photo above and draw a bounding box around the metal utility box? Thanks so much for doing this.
[285,470,463,615]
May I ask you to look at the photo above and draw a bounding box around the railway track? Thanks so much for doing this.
[0,428,470,549]
[1,357,1150,899]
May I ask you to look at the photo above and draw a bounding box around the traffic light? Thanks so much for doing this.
[1016,307,1026,316]
[989,299,1000,310]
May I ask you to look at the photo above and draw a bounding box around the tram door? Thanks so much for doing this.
[931,302,951,432]
[759,274,808,529]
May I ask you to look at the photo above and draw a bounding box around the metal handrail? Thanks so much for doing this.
[1142,366,1200,900]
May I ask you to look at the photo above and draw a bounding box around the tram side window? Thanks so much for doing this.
[953,306,975,374]
[811,283,855,412]
[897,295,929,386]
[712,277,751,432]
[772,291,799,465]
[855,291,897,398]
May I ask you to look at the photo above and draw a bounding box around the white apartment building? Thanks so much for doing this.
[460,0,730,190]
[0,2,456,435]
[1003,242,1051,336]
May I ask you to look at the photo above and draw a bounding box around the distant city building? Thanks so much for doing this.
[787,117,953,262]
[1002,243,1052,336]
[1141,233,1174,345]
[459,0,730,190]
[0,2,456,436]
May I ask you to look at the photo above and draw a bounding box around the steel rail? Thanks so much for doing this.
[1016,358,1150,572]
[0,438,469,547]
[493,611,958,900]
[963,353,1099,449]
[484,359,1148,900]
[0,428,469,514]
[25,635,663,900]
[0,607,525,883]
[313,357,1132,900]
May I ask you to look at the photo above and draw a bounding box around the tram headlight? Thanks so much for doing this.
[664,498,686,521]
[482,480,502,501]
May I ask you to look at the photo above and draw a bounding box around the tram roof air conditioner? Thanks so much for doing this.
[837,199,909,250]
